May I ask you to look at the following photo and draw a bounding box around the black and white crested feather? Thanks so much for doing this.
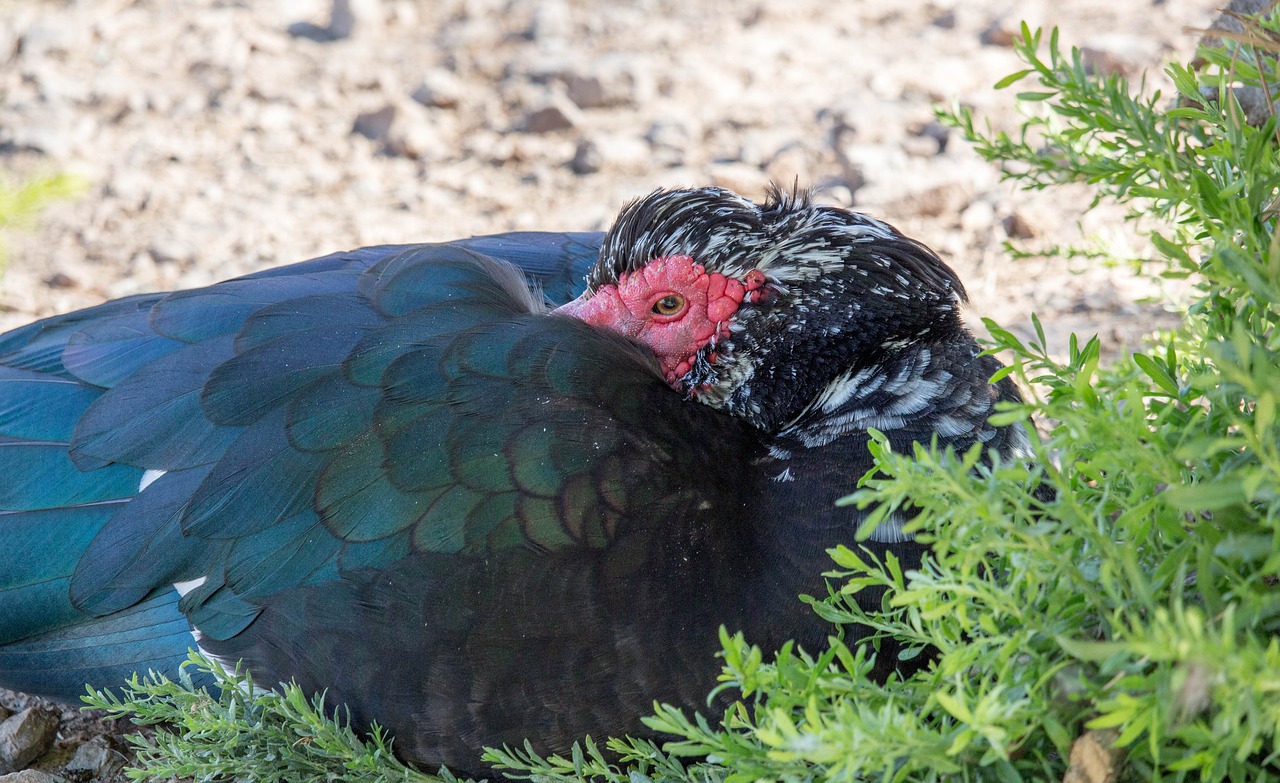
[589,187,765,292]
[592,185,984,438]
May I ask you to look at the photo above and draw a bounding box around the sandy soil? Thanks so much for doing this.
[0,0,1217,780]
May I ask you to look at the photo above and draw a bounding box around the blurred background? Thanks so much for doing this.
[0,0,1214,349]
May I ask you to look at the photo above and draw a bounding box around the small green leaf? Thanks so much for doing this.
[994,69,1034,89]
[934,690,972,723]
[1162,480,1247,511]
[1133,352,1179,396]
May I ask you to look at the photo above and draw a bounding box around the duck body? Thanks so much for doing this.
[0,188,1028,774]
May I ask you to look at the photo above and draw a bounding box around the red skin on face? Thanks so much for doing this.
[555,255,766,387]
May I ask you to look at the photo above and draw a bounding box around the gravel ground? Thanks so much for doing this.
[0,0,1217,780]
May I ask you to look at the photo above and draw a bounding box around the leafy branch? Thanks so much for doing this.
[83,651,455,783]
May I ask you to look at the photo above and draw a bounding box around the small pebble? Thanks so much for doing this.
[410,70,463,109]
[353,105,396,141]
[979,17,1018,46]
[569,138,602,174]
[521,94,580,133]
[328,0,382,40]
[1002,211,1037,239]
[562,73,605,109]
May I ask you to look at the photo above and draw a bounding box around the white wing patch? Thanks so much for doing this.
[171,578,261,693]
[863,513,915,543]
[172,576,207,597]
[817,367,877,414]
[139,469,166,492]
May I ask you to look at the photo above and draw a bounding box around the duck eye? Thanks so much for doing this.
[652,294,686,316]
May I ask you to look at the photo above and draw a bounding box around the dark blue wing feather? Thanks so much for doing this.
[0,231,754,739]
[453,231,601,304]
[181,409,330,539]
[0,505,123,644]
[0,589,206,700]
[223,510,340,603]
[69,466,217,616]
[150,271,364,343]
[285,374,380,453]
[69,337,241,470]
[0,368,101,441]
[0,444,141,511]
[202,325,373,426]
[0,294,164,379]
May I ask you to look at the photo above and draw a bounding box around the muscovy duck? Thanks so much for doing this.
[0,186,1031,774]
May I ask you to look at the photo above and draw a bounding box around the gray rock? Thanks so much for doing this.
[288,0,381,42]
[520,93,581,133]
[387,105,449,161]
[522,104,575,133]
[1205,83,1279,128]
[348,100,451,160]
[353,105,396,141]
[909,120,950,155]
[1195,0,1274,54]
[558,55,651,109]
[569,137,602,174]
[410,69,463,109]
[328,0,382,40]
[528,0,572,42]
[1002,211,1037,239]
[0,770,65,783]
[0,708,59,771]
[979,17,1018,47]
[0,100,95,159]
[1192,0,1278,126]
[645,119,692,166]
[563,74,606,109]
[63,737,123,780]
[149,234,197,265]
[285,21,331,41]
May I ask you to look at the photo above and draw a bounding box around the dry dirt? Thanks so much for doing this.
[0,0,1220,780]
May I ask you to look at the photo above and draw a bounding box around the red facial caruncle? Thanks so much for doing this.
[555,255,767,388]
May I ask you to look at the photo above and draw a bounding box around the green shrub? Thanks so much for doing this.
[84,14,1280,783]
[86,652,445,783]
